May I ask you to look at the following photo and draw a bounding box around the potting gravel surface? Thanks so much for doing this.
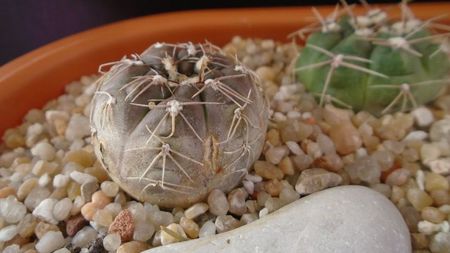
[0,37,450,253]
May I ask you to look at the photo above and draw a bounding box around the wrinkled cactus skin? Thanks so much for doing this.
[295,5,450,115]
[90,43,269,208]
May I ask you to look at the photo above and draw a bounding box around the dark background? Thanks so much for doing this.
[0,0,446,65]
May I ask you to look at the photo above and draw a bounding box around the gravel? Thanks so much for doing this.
[0,37,449,252]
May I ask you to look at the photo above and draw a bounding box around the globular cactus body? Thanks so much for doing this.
[90,42,269,207]
[294,3,450,115]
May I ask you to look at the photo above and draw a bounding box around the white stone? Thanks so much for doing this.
[144,186,411,253]
[285,141,304,156]
[101,181,119,197]
[0,196,27,223]
[403,130,428,142]
[418,220,441,235]
[430,118,450,142]
[103,233,121,251]
[53,248,71,253]
[0,225,18,242]
[65,114,91,141]
[207,189,229,216]
[53,198,73,221]
[70,170,97,184]
[31,142,56,161]
[412,107,434,127]
[428,158,450,175]
[38,173,51,187]
[3,244,20,253]
[53,174,70,188]
[72,226,97,248]
[199,220,216,238]
[35,231,66,253]
[32,198,58,224]
[184,203,208,220]
[421,143,441,165]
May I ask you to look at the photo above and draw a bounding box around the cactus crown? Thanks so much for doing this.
[293,1,450,115]
[90,42,269,207]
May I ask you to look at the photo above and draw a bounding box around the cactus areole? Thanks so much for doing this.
[90,42,269,208]
[294,3,450,115]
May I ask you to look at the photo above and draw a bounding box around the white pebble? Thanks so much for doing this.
[0,196,27,223]
[31,142,56,161]
[273,112,287,122]
[101,181,119,197]
[53,198,73,221]
[72,226,97,248]
[54,248,71,253]
[38,173,51,187]
[421,143,441,165]
[287,111,302,119]
[53,174,70,188]
[32,198,58,224]
[184,203,209,220]
[103,233,121,251]
[207,189,229,216]
[199,220,216,238]
[243,180,255,195]
[403,130,428,142]
[265,146,288,164]
[71,196,85,216]
[416,170,425,191]
[418,220,441,235]
[259,207,269,218]
[428,158,450,175]
[36,231,66,253]
[412,107,434,127]
[287,142,304,157]
[0,225,18,242]
[3,244,20,253]
[70,170,97,184]
[244,173,263,183]
[134,222,155,242]
[65,114,91,141]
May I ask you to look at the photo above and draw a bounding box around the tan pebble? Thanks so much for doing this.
[411,233,429,250]
[184,203,208,220]
[34,221,59,239]
[425,172,449,192]
[390,186,405,204]
[66,214,88,236]
[23,249,37,253]
[85,165,109,182]
[17,214,37,238]
[161,223,188,245]
[329,122,362,155]
[407,188,433,211]
[430,190,449,206]
[63,150,95,167]
[17,178,38,201]
[253,161,283,180]
[295,168,342,195]
[3,129,25,148]
[279,156,295,176]
[49,187,67,199]
[180,217,199,239]
[264,179,284,197]
[5,234,30,247]
[421,207,446,224]
[91,190,111,208]
[256,66,276,81]
[117,241,149,253]
[0,186,16,198]
[81,202,98,221]
[280,119,313,142]
[81,181,99,202]
[109,209,135,242]
[67,181,81,200]
[93,209,113,227]
[266,129,281,146]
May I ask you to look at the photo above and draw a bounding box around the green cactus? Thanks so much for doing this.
[294,2,450,115]
[90,42,269,208]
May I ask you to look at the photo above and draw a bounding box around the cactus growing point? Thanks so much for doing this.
[293,1,450,115]
[90,42,269,207]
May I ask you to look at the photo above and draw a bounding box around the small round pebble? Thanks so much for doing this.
[35,231,65,253]
[31,142,56,161]
[207,189,229,216]
[53,198,73,221]
[103,233,121,251]
[101,181,119,197]
[184,203,209,220]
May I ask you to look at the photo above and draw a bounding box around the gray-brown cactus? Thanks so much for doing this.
[90,42,269,208]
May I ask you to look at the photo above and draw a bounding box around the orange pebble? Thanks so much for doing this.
[0,186,16,198]
[81,202,98,221]
[91,190,111,208]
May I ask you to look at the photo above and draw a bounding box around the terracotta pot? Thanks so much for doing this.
[0,3,449,136]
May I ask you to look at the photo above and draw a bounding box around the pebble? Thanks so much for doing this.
[4,244,20,253]
[70,171,97,185]
[35,231,65,253]
[329,122,362,155]
[430,232,450,253]
[253,161,283,180]
[72,226,97,248]
[109,209,134,242]
[81,202,98,221]
[91,191,111,208]
[265,146,287,165]
[66,215,88,236]
[385,168,410,186]
[227,188,248,216]
[32,198,58,224]
[428,158,450,175]
[100,181,119,197]
[0,186,16,198]
[412,107,434,127]
[285,141,303,156]
[53,249,70,253]
[103,233,121,251]
[64,150,95,168]
[144,186,411,253]
[0,225,18,242]
[425,173,449,191]
[279,187,300,204]
[207,189,229,216]
[161,223,187,245]
[403,131,428,142]
[81,182,98,202]
[17,178,38,201]
[421,144,441,165]
[199,220,216,238]
[34,221,59,239]
[117,241,149,253]
[0,196,27,223]
[429,118,450,142]
[133,222,155,242]
[148,210,174,227]
[184,203,209,220]
[17,214,37,238]
[240,213,258,224]
[93,209,113,228]
[180,217,199,239]
[30,142,56,161]
[422,207,446,224]
[53,198,73,221]
[214,215,241,233]
[295,168,342,195]
[53,174,70,188]
[407,188,433,211]
[65,114,91,141]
